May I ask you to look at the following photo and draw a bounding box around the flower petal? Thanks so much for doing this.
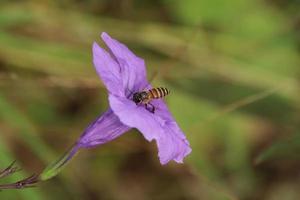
[101,32,149,94]
[109,95,191,164]
[78,108,131,147]
[157,121,191,164]
[93,42,125,96]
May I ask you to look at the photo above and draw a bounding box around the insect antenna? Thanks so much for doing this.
[125,88,135,99]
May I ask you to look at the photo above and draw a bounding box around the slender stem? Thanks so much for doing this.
[0,144,80,189]
[0,160,20,179]
[40,144,80,181]
[0,174,39,190]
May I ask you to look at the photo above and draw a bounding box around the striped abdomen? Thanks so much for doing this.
[148,87,170,99]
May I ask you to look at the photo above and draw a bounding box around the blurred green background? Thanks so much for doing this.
[0,0,299,199]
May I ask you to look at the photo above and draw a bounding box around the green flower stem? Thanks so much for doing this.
[40,144,80,181]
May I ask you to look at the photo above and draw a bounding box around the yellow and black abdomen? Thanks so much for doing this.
[148,87,170,99]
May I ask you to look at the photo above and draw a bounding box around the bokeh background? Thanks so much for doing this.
[0,0,300,200]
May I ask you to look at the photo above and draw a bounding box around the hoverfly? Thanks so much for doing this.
[132,87,170,113]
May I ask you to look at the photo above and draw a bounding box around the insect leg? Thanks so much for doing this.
[149,103,155,113]
[144,104,150,113]
[145,103,155,113]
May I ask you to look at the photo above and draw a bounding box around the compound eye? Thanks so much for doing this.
[142,92,148,98]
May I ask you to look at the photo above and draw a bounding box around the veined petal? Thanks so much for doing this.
[78,108,131,147]
[109,95,191,164]
[93,42,124,96]
[101,32,149,94]
[157,121,191,164]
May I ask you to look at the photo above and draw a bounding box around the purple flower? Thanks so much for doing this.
[0,33,192,189]
[77,32,191,164]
